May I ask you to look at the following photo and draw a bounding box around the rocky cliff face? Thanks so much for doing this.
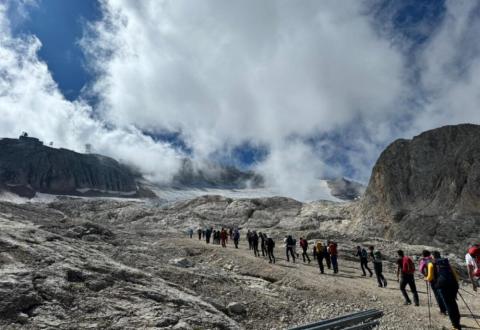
[0,137,140,197]
[360,124,480,249]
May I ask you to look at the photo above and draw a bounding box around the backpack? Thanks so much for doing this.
[360,249,368,259]
[373,251,382,262]
[467,246,480,277]
[434,258,456,288]
[316,243,324,254]
[402,256,415,274]
[329,243,337,256]
[267,238,275,248]
[419,257,432,276]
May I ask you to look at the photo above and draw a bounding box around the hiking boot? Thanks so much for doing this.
[414,302,419,307]
[369,273,373,277]
[403,301,411,306]
[378,284,383,288]
[361,274,366,277]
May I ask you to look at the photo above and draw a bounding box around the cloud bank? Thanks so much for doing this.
[2,0,480,201]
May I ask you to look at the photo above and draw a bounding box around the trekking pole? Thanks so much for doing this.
[425,281,432,329]
[458,291,480,328]
[459,287,476,297]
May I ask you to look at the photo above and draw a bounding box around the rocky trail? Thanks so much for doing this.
[157,236,480,330]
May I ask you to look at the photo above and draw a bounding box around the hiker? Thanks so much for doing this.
[356,246,373,277]
[324,240,332,269]
[328,241,338,273]
[215,230,221,245]
[266,235,276,264]
[259,232,266,257]
[419,250,446,314]
[233,228,240,249]
[300,237,311,263]
[466,244,480,292]
[369,246,387,287]
[197,228,202,240]
[229,228,233,240]
[425,251,461,330]
[205,227,212,244]
[220,228,227,248]
[314,241,325,273]
[247,230,253,250]
[188,228,193,238]
[292,237,299,258]
[396,250,419,306]
[252,231,260,257]
[286,235,296,263]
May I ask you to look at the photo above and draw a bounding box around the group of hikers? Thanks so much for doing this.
[189,227,479,330]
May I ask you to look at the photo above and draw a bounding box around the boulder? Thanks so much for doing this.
[227,302,247,315]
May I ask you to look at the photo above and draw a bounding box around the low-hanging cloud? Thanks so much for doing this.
[2,0,480,201]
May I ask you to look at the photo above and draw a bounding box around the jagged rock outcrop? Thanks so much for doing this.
[360,124,480,250]
[327,178,365,201]
[0,136,145,198]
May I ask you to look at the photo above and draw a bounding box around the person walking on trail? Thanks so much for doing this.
[292,237,299,258]
[197,228,202,240]
[247,230,253,250]
[396,250,419,306]
[233,228,240,249]
[252,231,260,257]
[259,232,267,257]
[286,235,296,263]
[466,244,480,292]
[356,246,373,277]
[324,240,332,270]
[188,228,193,239]
[300,237,311,263]
[369,246,387,288]
[328,241,338,273]
[314,241,326,273]
[266,235,276,264]
[220,228,227,248]
[419,250,446,315]
[425,251,462,330]
[205,227,212,244]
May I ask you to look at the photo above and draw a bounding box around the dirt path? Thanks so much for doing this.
[157,236,480,330]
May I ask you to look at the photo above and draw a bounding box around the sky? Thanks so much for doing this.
[2,0,480,201]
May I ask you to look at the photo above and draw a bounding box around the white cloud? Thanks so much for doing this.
[411,0,480,133]
[0,2,182,184]
[80,0,406,196]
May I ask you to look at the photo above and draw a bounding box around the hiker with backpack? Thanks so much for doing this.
[266,235,276,264]
[396,250,419,306]
[356,246,373,277]
[252,231,260,257]
[466,244,480,292]
[197,228,202,240]
[233,228,240,249]
[419,250,447,315]
[300,237,311,263]
[425,251,462,330]
[205,227,212,244]
[247,230,253,250]
[325,240,332,270]
[369,246,387,287]
[220,228,228,248]
[314,241,326,273]
[259,232,267,257]
[286,235,296,263]
[329,241,338,273]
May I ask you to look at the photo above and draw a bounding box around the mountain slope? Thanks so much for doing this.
[0,136,142,197]
[359,124,480,250]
